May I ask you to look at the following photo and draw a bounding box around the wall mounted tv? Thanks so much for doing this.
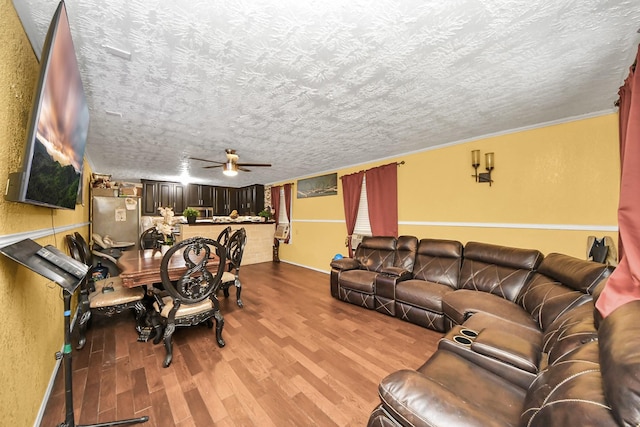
[5,1,89,210]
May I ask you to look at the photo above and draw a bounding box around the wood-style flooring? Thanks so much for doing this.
[40,262,441,426]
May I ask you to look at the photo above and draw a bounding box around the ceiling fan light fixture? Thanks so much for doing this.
[222,161,238,176]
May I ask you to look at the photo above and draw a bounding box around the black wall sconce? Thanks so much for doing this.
[471,150,494,186]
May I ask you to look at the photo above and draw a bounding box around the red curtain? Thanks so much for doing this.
[366,163,398,237]
[596,46,640,317]
[283,183,292,243]
[271,185,281,227]
[341,171,364,256]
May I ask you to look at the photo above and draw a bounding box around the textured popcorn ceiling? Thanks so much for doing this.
[16,0,640,186]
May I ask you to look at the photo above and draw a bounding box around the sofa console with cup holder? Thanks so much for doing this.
[329,236,626,426]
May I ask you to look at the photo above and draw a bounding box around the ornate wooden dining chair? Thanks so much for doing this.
[65,234,146,350]
[140,227,165,249]
[221,228,247,307]
[151,236,227,367]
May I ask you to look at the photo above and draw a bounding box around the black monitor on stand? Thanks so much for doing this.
[0,238,148,427]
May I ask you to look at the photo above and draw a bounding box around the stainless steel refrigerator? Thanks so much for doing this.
[91,196,141,250]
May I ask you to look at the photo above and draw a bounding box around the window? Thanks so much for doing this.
[277,186,292,243]
[352,176,372,246]
[278,187,289,225]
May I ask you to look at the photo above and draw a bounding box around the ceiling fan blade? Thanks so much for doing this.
[202,164,224,169]
[189,156,225,164]
[238,166,252,172]
[237,163,272,167]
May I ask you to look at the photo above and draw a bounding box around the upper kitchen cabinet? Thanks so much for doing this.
[142,180,186,215]
[144,181,263,216]
[214,186,235,216]
[237,184,264,215]
[186,184,214,207]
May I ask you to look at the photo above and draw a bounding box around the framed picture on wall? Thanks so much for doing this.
[297,173,338,198]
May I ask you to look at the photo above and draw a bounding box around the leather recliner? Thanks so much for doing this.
[330,236,417,310]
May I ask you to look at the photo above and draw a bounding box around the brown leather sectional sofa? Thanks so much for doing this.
[329,236,640,426]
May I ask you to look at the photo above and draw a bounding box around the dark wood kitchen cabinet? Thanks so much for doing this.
[144,181,263,216]
[141,180,186,215]
[237,184,264,215]
[186,184,214,207]
[214,186,236,215]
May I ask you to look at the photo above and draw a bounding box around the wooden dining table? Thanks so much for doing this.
[116,248,223,288]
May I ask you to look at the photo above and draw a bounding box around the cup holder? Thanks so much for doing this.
[459,328,478,339]
[453,335,473,346]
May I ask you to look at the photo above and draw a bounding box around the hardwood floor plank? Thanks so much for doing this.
[184,388,215,426]
[131,367,152,414]
[220,394,254,426]
[162,370,192,424]
[98,365,117,414]
[150,388,173,427]
[40,262,441,426]
[282,345,329,379]
[291,391,341,427]
[222,361,277,426]
[116,389,136,420]
[290,374,348,426]
[115,356,133,395]
[191,371,230,422]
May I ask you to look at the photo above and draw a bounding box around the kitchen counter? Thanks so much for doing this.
[186,219,275,225]
[178,222,275,265]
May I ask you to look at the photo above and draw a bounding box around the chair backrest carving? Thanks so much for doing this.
[216,226,232,249]
[160,237,227,305]
[227,228,247,271]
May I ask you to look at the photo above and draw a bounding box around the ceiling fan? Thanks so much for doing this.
[190,149,271,176]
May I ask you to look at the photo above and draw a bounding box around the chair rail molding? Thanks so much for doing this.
[293,218,618,232]
[0,222,90,248]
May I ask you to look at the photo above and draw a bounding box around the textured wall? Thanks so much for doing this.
[0,2,90,425]
[278,114,620,271]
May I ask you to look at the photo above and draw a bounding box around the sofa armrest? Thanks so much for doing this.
[330,257,360,271]
[378,369,507,427]
[376,268,412,300]
[438,326,538,389]
[471,329,540,373]
[380,266,412,278]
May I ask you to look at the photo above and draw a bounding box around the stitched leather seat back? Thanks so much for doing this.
[521,340,616,426]
[412,239,463,289]
[536,252,613,294]
[599,300,640,426]
[458,242,543,302]
[541,302,598,365]
[393,236,418,271]
[354,236,396,272]
[517,253,612,330]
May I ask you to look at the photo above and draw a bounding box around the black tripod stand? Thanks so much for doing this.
[58,288,149,427]
[0,238,149,426]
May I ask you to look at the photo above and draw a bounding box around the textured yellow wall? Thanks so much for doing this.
[279,114,620,271]
[1,2,90,425]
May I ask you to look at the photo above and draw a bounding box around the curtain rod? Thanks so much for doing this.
[338,161,405,178]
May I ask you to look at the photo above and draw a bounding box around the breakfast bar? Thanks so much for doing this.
[178,221,275,265]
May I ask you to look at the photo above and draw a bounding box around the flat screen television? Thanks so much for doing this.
[5,1,89,210]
